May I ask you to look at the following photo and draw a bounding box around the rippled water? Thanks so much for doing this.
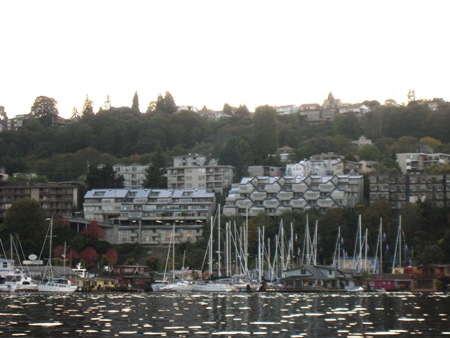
[0,291,448,337]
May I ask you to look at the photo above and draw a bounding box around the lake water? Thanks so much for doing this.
[0,291,448,337]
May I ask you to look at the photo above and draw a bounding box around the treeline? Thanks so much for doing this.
[1,97,449,183]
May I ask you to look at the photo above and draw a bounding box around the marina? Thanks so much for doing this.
[0,291,448,336]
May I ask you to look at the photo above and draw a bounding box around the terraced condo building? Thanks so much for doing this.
[223,175,364,217]
[83,188,216,246]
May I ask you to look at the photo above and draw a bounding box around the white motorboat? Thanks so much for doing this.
[4,268,38,292]
[190,281,234,292]
[158,280,195,292]
[347,286,364,292]
[38,278,78,293]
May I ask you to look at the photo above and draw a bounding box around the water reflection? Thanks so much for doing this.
[0,292,448,337]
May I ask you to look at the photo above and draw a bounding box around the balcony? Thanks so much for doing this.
[318,198,334,207]
[263,198,279,209]
[292,183,308,193]
[265,184,281,194]
[250,191,266,201]
[290,198,307,208]
[238,184,254,194]
[277,191,293,200]
[236,198,253,209]
[304,191,320,200]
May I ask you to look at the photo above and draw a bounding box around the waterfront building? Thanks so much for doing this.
[369,174,449,209]
[166,154,235,194]
[0,183,82,221]
[83,188,216,247]
[282,264,357,291]
[223,175,364,217]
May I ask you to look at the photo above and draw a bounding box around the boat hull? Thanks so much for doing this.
[38,280,78,293]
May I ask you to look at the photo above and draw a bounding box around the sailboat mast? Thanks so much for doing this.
[392,215,402,273]
[333,226,341,268]
[209,215,213,276]
[374,218,383,274]
[217,205,221,277]
[313,221,318,265]
[49,216,53,268]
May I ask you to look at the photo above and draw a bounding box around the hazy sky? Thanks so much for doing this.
[1,1,449,118]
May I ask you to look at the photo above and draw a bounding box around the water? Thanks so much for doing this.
[0,291,448,337]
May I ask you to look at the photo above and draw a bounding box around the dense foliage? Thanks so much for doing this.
[1,98,449,183]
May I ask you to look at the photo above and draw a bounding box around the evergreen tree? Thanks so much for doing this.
[85,164,124,189]
[155,91,177,114]
[81,95,94,116]
[252,105,278,162]
[143,144,168,188]
[132,91,140,112]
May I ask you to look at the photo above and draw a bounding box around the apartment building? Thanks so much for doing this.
[113,163,150,188]
[369,174,449,209]
[299,103,321,121]
[396,153,450,174]
[0,183,82,220]
[167,154,235,194]
[247,165,284,177]
[172,154,206,167]
[286,154,345,177]
[223,175,364,217]
[83,188,216,246]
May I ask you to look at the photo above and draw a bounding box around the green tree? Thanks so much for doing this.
[132,91,140,112]
[387,136,418,157]
[362,100,381,109]
[81,95,94,116]
[235,104,250,117]
[223,103,233,115]
[0,199,48,256]
[357,144,382,161]
[415,244,445,265]
[439,230,450,262]
[85,164,124,189]
[332,113,362,139]
[252,105,278,162]
[30,96,59,126]
[143,144,168,188]
[154,91,177,114]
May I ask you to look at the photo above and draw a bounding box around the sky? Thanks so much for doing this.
[1,1,449,118]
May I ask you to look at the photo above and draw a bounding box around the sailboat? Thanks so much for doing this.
[153,223,194,292]
[2,236,38,292]
[191,212,234,292]
[38,217,78,293]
